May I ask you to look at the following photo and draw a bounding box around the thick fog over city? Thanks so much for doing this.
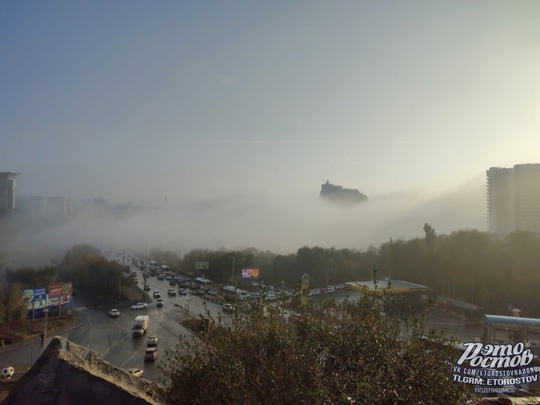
[2,2,539,264]
[5,174,486,265]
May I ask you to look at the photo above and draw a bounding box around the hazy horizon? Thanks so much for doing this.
[5,173,486,266]
[2,1,538,264]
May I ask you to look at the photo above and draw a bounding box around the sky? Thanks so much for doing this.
[1,1,540,256]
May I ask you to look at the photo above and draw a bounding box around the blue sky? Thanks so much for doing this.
[2,1,540,254]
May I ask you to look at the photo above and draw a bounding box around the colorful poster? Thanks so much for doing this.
[241,268,260,279]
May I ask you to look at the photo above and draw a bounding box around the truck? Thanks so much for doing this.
[132,315,149,337]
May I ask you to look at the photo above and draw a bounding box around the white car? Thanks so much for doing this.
[127,368,144,378]
[131,302,148,310]
[147,334,158,347]
[108,309,120,317]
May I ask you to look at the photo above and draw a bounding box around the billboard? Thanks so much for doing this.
[22,287,47,304]
[195,261,209,270]
[49,282,72,299]
[241,268,260,279]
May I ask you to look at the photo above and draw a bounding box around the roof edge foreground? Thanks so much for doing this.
[1,336,166,405]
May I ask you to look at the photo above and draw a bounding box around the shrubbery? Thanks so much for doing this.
[161,292,472,405]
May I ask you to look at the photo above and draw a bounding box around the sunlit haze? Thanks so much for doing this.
[2,1,539,259]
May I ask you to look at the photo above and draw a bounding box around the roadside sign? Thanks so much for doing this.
[301,273,310,288]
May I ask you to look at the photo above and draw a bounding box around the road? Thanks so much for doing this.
[0,261,482,383]
[0,263,231,383]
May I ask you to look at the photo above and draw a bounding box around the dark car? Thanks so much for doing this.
[144,347,157,362]
[169,280,177,286]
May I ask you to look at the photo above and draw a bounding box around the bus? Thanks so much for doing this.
[222,285,250,301]
[194,277,213,289]
[161,265,171,273]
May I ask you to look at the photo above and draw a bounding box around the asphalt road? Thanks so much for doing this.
[0,264,231,383]
[0,262,482,383]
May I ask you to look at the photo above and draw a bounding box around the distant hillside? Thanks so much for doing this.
[320,181,368,205]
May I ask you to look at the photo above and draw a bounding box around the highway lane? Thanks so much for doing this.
[3,258,477,384]
[0,269,230,383]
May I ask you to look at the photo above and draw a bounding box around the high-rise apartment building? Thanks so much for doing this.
[0,172,20,241]
[513,164,540,233]
[487,164,540,235]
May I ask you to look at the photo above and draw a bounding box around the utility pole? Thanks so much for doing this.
[232,257,236,287]
[42,308,49,352]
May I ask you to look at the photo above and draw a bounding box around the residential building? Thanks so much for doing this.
[0,172,20,241]
[320,180,368,205]
[487,163,540,235]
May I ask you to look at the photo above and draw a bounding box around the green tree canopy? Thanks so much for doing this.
[161,295,470,405]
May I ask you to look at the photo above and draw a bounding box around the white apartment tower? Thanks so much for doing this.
[487,164,540,235]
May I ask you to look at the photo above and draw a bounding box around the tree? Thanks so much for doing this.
[161,292,471,405]
[58,244,103,291]
[4,283,28,322]
[5,266,57,287]
[86,259,126,301]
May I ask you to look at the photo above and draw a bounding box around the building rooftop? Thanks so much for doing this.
[345,279,431,294]
[1,336,166,405]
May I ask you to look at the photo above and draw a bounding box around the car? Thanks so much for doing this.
[208,289,218,296]
[195,289,205,296]
[127,368,144,377]
[178,288,187,296]
[144,285,151,291]
[147,334,158,347]
[169,280,177,286]
[153,291,161,298]
[131,302,148,310]
[326,285,335,294]
[157,275,165,280]
[144,347,158,362]
[167,288,177,297]
[250,292,261,300]
[222,303,235,313]
[108,309,120,317]
[156,298,164,307]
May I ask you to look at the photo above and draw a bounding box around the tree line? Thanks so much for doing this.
[152,225,540,317]
[2,225,540,321]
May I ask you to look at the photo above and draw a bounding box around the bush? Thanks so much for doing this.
[161,293,472,405]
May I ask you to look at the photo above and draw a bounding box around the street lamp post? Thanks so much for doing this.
[176,249,181,271]
[42,308,49,352]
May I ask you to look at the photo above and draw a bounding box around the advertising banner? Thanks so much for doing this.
[48,283,63,299]
[195,261,209,270]
[22,287,47,304]
[49,282,72,299]
[241,268,259,279]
